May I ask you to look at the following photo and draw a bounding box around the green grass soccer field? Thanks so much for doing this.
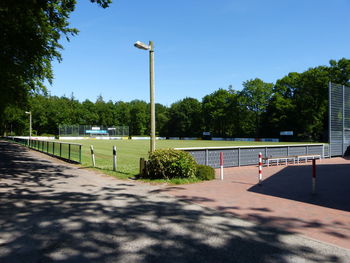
[59,139,307,180]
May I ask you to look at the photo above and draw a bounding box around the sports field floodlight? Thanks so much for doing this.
[134,40,156,152]
[25,111,32,145]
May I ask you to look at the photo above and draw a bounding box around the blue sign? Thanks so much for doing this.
[86,130,108,134]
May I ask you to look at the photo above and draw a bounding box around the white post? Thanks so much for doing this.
[113,146,117,171]
[258,152,262,185]
[312,159,316,194]
[90,145,96,167]
[220,152,224,180]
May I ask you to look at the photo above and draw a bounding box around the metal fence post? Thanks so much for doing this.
[238,147,240,167]
[342,85,345,156]
[60,143,62,157]
[68,144,71,161]
[312,159,316,194]
[329,81,332,157]
[322,144,324,159]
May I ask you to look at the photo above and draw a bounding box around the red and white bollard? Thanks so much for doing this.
[258,152,262,185]
[220,152,224,180]
[312,159,316,194]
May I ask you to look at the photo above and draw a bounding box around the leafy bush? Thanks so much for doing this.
[196,164,215,180]
[145,149,197,179]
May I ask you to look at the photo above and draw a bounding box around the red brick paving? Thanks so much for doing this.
[165,157,350,249]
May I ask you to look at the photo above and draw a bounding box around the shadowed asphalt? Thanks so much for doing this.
[0,140,349,262]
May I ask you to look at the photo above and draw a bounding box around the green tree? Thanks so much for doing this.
[155,103,169,136]
[202,89,234,137]
[95,95,115,126]
[263,73,299,138]
[0,0,111,133]
[128,100,148,135]
[167,98,202,137]
[114,101,131,126]
[81,99,99,125]
[240,78,273,137]
[265,58,350,141]
[0,106,27,136]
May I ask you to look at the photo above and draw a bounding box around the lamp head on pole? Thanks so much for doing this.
[134,41,151,51]
[25,111,31,115]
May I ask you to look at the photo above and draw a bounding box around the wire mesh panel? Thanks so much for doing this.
[307,145,323,155]
[177,144,326,168]
[329,83,350,156]
[288,146,307,156]
[265,147,287,158]
[323,144,330,157]
[239,148,262,166]
[188,150,206,165]
[207,149,239,168]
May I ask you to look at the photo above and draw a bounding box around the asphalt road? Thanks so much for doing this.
[0,140,349,262]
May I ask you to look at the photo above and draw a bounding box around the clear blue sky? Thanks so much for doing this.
[49,0,350,106]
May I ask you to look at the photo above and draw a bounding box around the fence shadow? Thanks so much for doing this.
[248,162,350,212]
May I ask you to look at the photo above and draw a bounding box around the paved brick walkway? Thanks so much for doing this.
[1,140,349,262]
[165,158,350,250]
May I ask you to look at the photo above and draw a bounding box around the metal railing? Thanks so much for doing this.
[8,137,82,163]
[176,144,327,168]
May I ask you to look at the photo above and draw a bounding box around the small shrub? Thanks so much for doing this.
[145,149,197,179]
[196,164,215,180]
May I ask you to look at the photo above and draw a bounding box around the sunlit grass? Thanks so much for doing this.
[56,139,310,183]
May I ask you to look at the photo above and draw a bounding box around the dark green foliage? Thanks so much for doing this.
[0,0,111,132]
[202,89,234,137]
[145,149,197,179]
[196,165,215,180]
[167,97,202,137]
[2,56,350,142]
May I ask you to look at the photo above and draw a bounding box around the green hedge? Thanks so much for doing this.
[196,164,215,180]
[145,149,197,179]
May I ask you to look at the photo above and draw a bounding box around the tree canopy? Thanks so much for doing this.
[3,58,350,141]
[0,0,111,121]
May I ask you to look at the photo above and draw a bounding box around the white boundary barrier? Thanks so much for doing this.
[8,136,55,140]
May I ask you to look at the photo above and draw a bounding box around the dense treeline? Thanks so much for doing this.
[2,58,350,141]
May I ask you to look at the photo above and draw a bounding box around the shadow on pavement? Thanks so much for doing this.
[0,141,346,262]
[248,163,350,212]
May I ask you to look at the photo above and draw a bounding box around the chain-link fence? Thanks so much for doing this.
[59,125,129,137]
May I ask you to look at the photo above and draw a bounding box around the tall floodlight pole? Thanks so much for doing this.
[25,111,32,145]
[134,40,156,152]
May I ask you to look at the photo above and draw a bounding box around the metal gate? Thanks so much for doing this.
[329,82,350,156]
